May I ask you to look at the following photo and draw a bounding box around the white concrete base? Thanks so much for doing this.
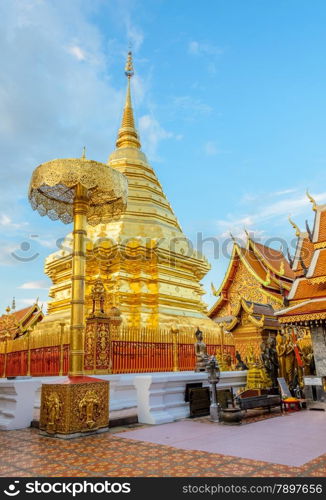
[0,379,41,430]
[0,371,247,430]
[134,371,247,425]
[94,374,138,411]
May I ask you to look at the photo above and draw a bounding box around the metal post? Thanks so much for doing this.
[171,327,179,372]
[27,331,31,376]
[59,322,65,376]
[69,183,89,376]
[206,355,221,423]
[210,380,219,422]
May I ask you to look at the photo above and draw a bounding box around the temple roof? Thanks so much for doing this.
[209,235,294,318]
[215,299,280,331]
[277,194,326,322]
[0,303,43,339]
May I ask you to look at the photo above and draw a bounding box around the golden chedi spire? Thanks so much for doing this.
[44,50,215,332]
[116,51,141,150]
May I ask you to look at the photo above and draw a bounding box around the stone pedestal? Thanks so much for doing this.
[39,376,109,438]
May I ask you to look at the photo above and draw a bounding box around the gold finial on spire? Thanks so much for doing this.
[288,216,301,237]
[81,146,86,159]
[115,51,141,150]
[306,189,317,211]
[125,51,134,78]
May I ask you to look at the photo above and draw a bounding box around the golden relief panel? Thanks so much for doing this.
[40,380,109,436]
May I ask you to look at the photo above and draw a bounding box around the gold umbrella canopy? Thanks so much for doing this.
[28,158,128,226]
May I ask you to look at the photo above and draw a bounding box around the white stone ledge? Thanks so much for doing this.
[0,370,247,430]
[134,370,247,425]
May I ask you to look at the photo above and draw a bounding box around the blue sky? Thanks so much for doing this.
[1,0,326,312]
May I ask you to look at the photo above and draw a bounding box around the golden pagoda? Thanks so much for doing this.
[38,52,217,332]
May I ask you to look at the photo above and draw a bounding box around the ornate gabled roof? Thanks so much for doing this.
[215,298,280,331]
[277,193,326,322]
[0,303,43,339]
[248,239,295,280]
[209,235,294,318]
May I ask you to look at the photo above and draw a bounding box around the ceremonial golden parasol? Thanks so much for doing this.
[28,153,128,376]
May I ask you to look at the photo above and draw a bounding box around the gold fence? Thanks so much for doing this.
[0,326,235,376]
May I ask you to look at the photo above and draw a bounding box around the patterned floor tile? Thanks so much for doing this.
[0,428,324,478]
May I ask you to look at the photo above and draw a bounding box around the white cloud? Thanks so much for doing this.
[215,190,326,240]
[67,45,86,61]
[274,188,298,196]
[0,0,122,208]
[0,243,21,266]
[173,96,212,115]
[188,40,224,56]
[0,214,27,229]
[19,280,49,290]
[126,21,144,52]
[204,141,219,156]
[138,114,173,160]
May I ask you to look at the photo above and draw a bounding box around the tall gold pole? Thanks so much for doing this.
[69,183,89,376]
[27,330,31,376]
[171,327,179,372]
[59,322,65,376]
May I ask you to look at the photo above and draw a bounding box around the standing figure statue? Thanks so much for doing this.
[194,328,209,372]
[284,328,296,390]
[266,336,279,388]
[276,331,286,378]
[260,340,271,376]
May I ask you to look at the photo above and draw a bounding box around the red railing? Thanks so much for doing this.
[111,341,174,373]
[0,329,235,377]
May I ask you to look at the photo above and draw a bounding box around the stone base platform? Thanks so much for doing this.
[0,370,247,430]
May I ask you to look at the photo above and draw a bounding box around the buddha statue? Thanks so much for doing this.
[194,328,209,372]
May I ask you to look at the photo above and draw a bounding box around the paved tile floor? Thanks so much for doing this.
[117,411,326,467]
[0,419,325,477]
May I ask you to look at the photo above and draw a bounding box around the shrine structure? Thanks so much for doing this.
[209,233,295,357]
[0,300,43,340]
[276,193,326,380]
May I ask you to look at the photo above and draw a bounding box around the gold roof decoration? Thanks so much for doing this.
[116,50,141,150]
[125,50,134,78]
[306,189,317,211]
[288,216,301,237]
[28,157,128,226]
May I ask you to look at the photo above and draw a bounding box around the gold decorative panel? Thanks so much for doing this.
[39,378,109,436]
